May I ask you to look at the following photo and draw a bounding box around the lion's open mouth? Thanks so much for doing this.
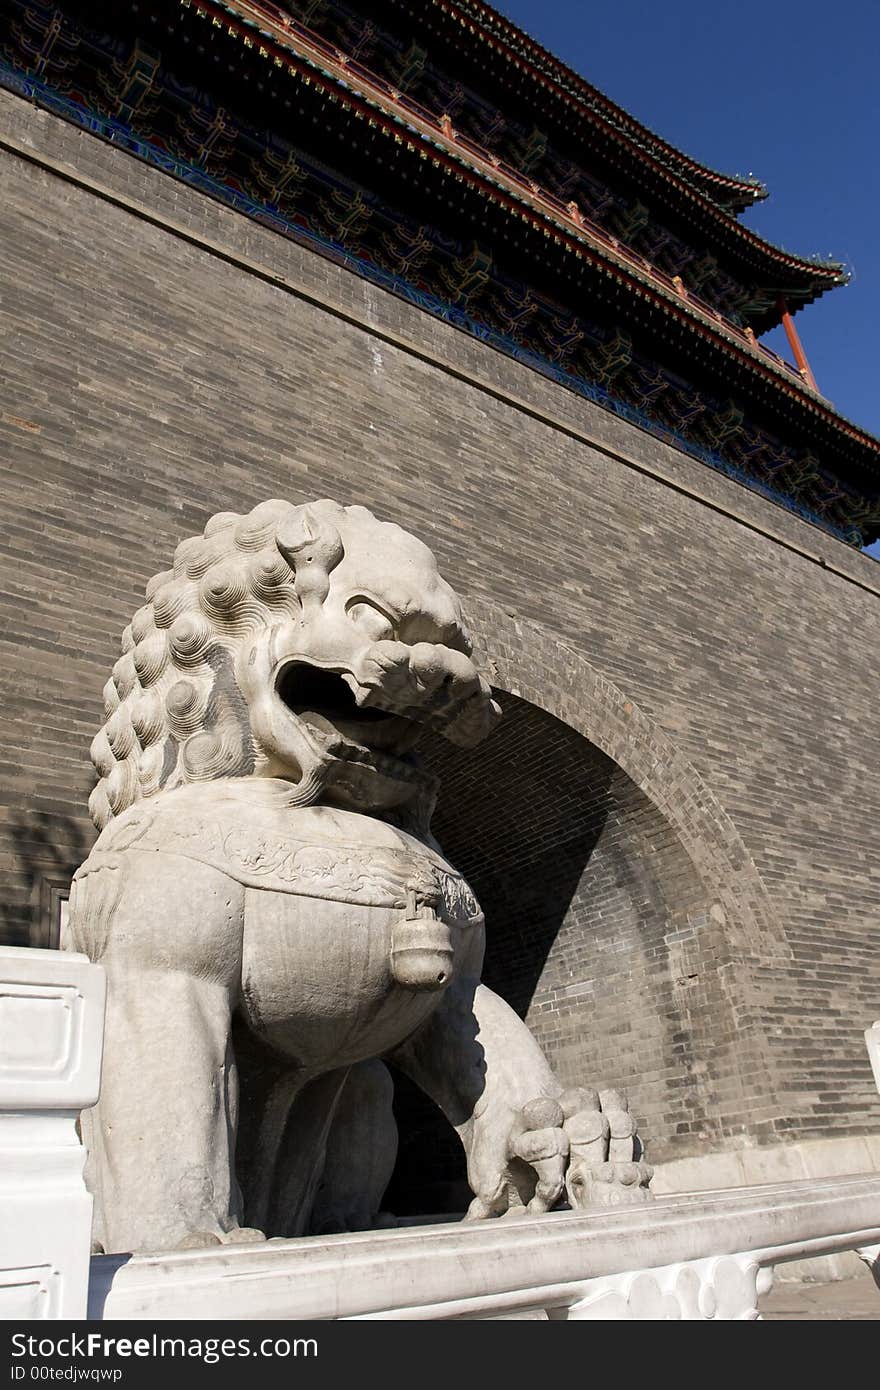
[275,661,425,764]
[271,660,434,806]
[276,663,395,725]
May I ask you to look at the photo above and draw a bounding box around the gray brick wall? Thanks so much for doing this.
[2,91,879,1163]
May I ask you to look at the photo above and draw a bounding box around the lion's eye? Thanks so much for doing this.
[346,600,396,643]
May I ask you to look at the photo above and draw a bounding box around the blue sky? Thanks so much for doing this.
[496,1,880,556]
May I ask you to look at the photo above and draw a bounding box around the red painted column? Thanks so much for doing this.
[777,296,820,393]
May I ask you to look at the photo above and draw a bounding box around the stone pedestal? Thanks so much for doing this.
[0,947,105,1319]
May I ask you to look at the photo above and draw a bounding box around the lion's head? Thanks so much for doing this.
[89,499,500,829]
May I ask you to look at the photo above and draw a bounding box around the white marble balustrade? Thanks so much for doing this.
[88,1174,880,1320]
[0,946,105,1319]
[1,945,878,1321]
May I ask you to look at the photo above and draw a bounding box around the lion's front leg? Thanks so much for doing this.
[69,854,251,1254]
[387,976,565,1218]
[309,1060,398,1235]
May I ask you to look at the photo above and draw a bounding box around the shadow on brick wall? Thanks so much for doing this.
[1,810,94,948]
[386,691,616,1213]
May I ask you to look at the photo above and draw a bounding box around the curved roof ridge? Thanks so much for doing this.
[217,2,846,304]
[437,0,767,210]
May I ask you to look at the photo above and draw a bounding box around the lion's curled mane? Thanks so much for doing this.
[90,499,330,828]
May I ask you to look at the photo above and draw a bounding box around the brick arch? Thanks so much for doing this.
[463,596,787,962]
[386,607,790,1209]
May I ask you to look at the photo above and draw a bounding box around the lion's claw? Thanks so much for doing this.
[463,1087,652,1222]
[560,1088,653,1208]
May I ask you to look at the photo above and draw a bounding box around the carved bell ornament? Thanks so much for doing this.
[390,888,455,991]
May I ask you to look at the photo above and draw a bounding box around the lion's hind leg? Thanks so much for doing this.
[71,853,246,1254]
[310,1060,398,1234]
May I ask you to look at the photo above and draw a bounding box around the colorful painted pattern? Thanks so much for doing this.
[2,2,877,545]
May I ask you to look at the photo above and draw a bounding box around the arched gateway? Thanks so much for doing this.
[389,600,789,1213]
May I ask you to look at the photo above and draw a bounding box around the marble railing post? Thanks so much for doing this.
[856,1023,880,1286]
[0,947,105,1319]
[866,1021,880,1098]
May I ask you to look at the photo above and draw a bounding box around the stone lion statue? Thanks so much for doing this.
[67,499,650,1253]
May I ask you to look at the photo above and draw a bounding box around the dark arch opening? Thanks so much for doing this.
[385,690,714,1215]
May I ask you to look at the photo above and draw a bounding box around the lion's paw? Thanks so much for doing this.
[464,1088,651,1221]
[220,1226,267,1245]
[510,1097,570,1214]
[175,1225,267,1250]
[559,1087,653,1209]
